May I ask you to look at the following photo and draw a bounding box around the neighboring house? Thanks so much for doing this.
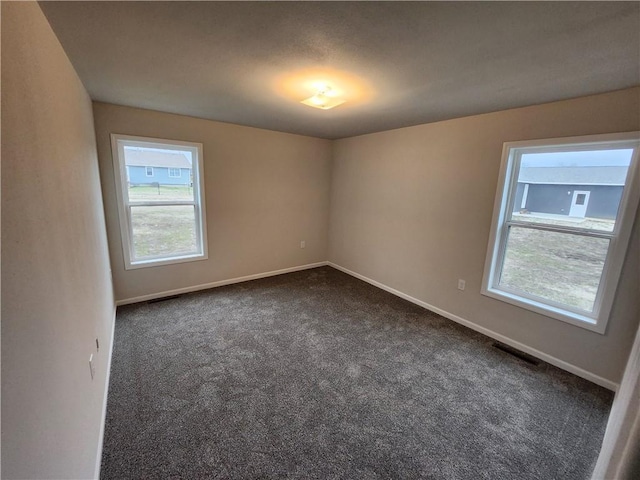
[124,149,192,186]
[513,166,628,219]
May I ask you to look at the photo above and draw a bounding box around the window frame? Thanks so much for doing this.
[482,132,640,334]
[168,167,182,178]
[145,166,154,177]
[110,134,208,270]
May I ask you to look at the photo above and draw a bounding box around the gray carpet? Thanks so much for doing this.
[101,266,612,479]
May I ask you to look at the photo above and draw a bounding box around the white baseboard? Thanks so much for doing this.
[94,305,117,479]
[115,262,329,306]
[328,262,618,392]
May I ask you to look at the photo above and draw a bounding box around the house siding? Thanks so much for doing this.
[584,186,625,219]
[127,165,191,186]
[513,183,623,219]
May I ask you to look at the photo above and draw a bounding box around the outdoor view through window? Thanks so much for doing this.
[483,133,639,332]
[111,135,206,269]
[126,147,197,259]
[501,149,632,313]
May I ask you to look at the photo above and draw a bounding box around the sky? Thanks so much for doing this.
[521,149,633,168]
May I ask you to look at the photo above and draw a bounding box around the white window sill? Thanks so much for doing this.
[125,252,208,270]
[481,287,604,334]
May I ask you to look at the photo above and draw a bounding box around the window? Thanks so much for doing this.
[145,166,154,177]
[168,167,181,178]
[482,132,639,333]
[111,134,208,269]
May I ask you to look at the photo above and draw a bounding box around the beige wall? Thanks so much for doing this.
[329,88,640,385]
[1,2,115,479]
[93,103,332,302]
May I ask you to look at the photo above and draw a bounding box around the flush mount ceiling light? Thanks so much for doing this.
[301,86,346,110]
[275,68,374,112]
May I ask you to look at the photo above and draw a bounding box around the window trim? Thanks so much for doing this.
[110,134,208,270]
[481,132,640,334]
[168,167,182,178]
[145,166,154,177]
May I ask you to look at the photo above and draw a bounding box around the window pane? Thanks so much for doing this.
[511,149,633,232]
[499,226,609,312]
[131,205,198,260]
[124,146,194,202]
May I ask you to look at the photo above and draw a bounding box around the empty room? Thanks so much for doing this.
[3,1,640,479]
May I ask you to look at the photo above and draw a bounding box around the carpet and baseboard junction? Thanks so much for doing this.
[101,266,611,479]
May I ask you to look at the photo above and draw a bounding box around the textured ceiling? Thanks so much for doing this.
[40,1,640,139]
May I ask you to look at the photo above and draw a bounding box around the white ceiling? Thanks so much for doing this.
[40,1,640,139]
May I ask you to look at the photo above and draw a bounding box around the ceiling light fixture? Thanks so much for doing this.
[301,86,346,110]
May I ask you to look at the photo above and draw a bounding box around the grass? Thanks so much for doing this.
[128,185,197,258]
[131,205,197,259]
[500,221,612,312]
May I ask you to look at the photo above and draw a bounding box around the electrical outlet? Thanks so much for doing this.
[300,240,306,249]
[458,279,466,291]
[89,354,96,380]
